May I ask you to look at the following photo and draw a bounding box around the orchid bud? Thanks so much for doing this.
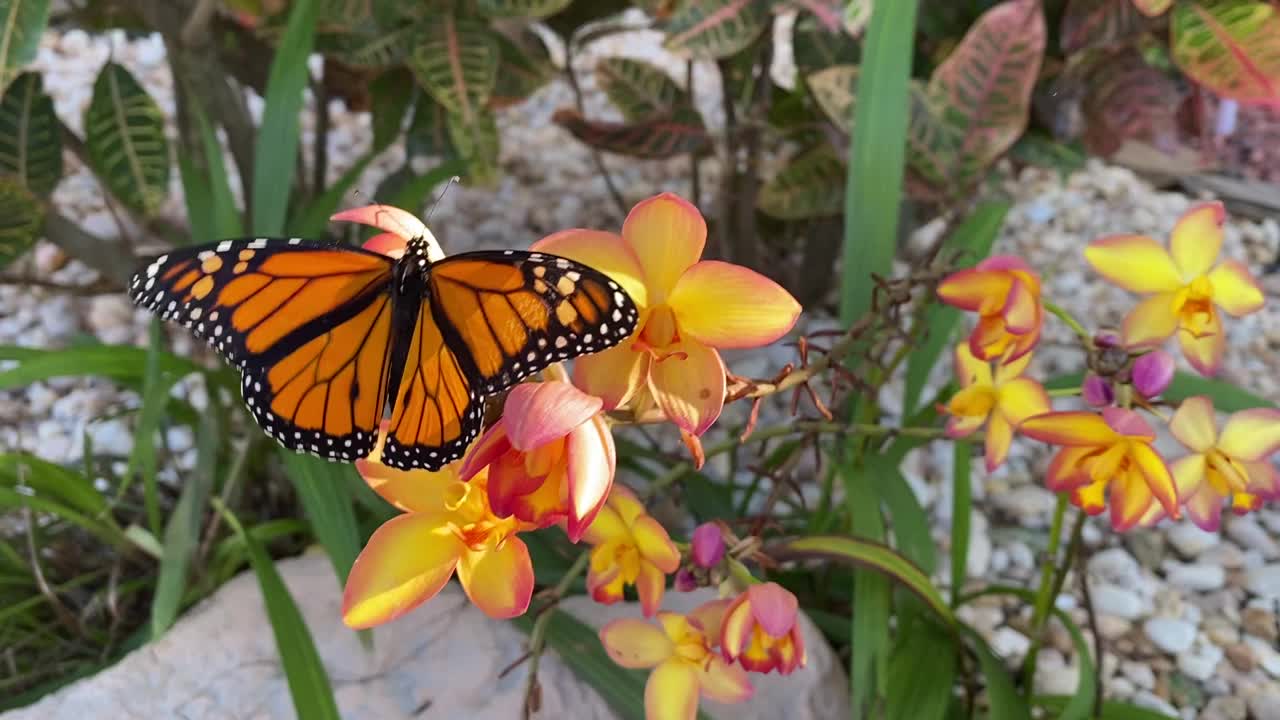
[691,522,725,568]
[674,568,698,592]
[1082,374,1114,407]
[1132,350,1174,398]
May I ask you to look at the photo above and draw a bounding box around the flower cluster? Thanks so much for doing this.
[335,194,804,720]
[939,201,1280,531]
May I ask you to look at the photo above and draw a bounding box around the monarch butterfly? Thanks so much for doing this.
[128,226,639,470]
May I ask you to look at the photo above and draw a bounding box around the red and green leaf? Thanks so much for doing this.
[1171,0,1280,105]
[844,0,874,36]
[552,107,710,157]
[489,28,556,109]
[925,0,1046,189]
[1060,0,1152,51]
[1131,0,1172,17]
[1082,50,1183,157]
[792,12,859,76]
[595,57,685,120]
[663,0,770,59]
[406,12,499,123]
[476,0,573,18]
[757,143,844,219]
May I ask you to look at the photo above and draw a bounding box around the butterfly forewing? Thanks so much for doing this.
[129,238,397,461]
[427,250,640,394]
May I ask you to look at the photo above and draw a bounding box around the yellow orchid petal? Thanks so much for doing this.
[645,659,700,720]
[455,537,534,619]
[1169,396,1219,453]
[606,487,647,532]
[1084,235,1183,294]
[564,416,616,542]
[1110,468,1156,531]
[622,193,706,303]
[1072,477,1108,515]
[636,560,668,618]
[667,261,801,349]
[1208,260,1265,317]
[1132,442,1179,518]
[532,229,649,308]
[1244,460,1280,498]
[342,512,463,629]
[698,655,755,704]
[633,515,681,573]
[1002,275,1040,334]
[1045,447,1096,491]
[1170,202,1225,280]
[356,431,462,514]
[582,503,626,545]
[984,413,1014,472]
[947,385,996,422]
[648,339,726,436]
[1218,408,1280,461]
[1121,292,1180,348]
[690,599,733,644]
[600,618,675,669]
[936,269,1013,314]
[1177,315,1225,376]
[1020,411,1118,446]
[1171,454,1208,501]
[993,350,1033,384]
[572,344,650,411]
[946,413,986,438]
[996,378,1051,424]
[953,342,993,388]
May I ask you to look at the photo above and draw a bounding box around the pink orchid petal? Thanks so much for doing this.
[486,450,542,519]
[332,204,429,242]
[502,381,603,452]
[1178,316,1225,376]
[362,231,407,259]
[746,582,799,639]
[1102,406,1156,439]
[978,255,1035,273]
[572,345,650,412]
[458,422,511,482]
[1001,276,1039,334]
[563,416,616,542]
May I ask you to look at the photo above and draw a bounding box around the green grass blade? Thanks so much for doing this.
[0,487,130,551]
[902,200,1010,413]
[843,461,890,719]
[885,616,956,720]
[178,152,212,243]
[126,319,166,534]
[251,0,319,234]
[291,154,373,237]
[194,101,242,240]
[1034,696,1173,719]
[151,405,221,638]
[0,344,201,390]
[873,454,935,574]
[838,0,921,325]
[214,500,341,720]
[964,627,1031,720]
[278,451,361,585]
[950,442,971,607]
[0,452,108,518]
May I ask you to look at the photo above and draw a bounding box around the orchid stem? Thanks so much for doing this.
[1049,387,1082,398]
[522,550,591,719]
[1022,492,1070,689]
[1043,299,1091,343]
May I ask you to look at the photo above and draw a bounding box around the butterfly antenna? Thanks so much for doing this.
[426,176,461,222]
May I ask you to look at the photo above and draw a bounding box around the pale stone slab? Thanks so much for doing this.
[3,551,847,719]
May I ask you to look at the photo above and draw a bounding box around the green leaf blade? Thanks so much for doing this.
[84,62,170,216]
[0,71,62,196]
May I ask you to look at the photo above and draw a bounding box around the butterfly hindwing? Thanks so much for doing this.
[129,238,397,461]
[427,249,640,394]
[380,300,483,470]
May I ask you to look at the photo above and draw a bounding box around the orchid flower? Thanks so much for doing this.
[944,343,1050,471]
[459,380,614,542]
[1020,408,1179,531]
[531,193,801,436]
[1084,202,1264,376]
[600,599,753,720]
[342,427,536,627]
[720,582,807,675]
[937,255,1043,362]
[583,485,680,616]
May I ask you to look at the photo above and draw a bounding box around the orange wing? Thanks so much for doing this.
[129,238,396,461]
[427,250,640,395]
[379,302,482,470]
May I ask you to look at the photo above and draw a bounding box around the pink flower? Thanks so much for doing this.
[720,582,807,675]
[460,380,615,542]
[690,522,725,568]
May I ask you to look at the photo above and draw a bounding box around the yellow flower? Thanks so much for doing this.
[1084,202,1264,375]
[600,599,753,720]
[582,485,680,617]
[944,343,1050,471]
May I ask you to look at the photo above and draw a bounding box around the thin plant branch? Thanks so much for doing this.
[563,54,626,221]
